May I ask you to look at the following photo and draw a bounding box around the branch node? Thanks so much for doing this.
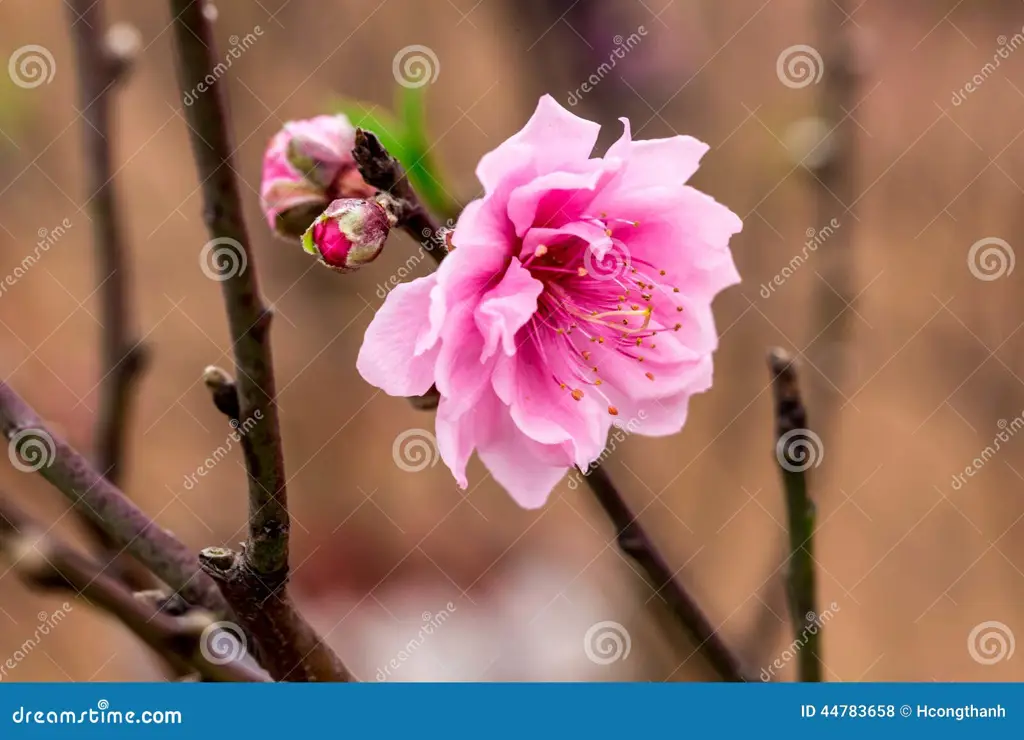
[202,365,240,421]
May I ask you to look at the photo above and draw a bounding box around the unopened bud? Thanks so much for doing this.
[301,197,394,272]
[259,115,375,240]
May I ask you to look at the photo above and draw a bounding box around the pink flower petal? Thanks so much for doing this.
[476,258,544,363]
[476,95,601,194]
[605,117,709,188]
[356,275,441,397]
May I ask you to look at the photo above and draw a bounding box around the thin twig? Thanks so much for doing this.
[0,498,266,682]
[582,466,752,681]
[767,348,822,682]
[169,0,350,682]
[0,380,227,614]
[352,128,448,263]
[67,0,154,593]
[168,0,288,577]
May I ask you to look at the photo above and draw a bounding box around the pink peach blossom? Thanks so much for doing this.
[358,95,741,508]
[259,114,374,239]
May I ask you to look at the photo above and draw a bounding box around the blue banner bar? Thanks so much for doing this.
[0,683,1018,738]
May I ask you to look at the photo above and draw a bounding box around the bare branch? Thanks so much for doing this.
[199,547,352,682]
[767,348,822,683]
[167,0,288,577]
[582,466,753,681]
[67,0,154,592]
[167,0,350,682]
[0,498,266,682]
[0,380,227,614]
[353,128,448,263]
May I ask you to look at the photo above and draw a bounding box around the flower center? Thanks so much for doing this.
[521,215,685,414]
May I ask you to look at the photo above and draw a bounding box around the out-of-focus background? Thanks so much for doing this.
[0,0,1022,682]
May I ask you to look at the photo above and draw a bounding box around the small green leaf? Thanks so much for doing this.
[395,86,460,220]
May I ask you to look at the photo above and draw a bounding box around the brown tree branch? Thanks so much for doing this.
[168,0,288,578]
[168,0,350,682]
[198,547,352,682]
[0,498,266,682]
[352,128,448,263]
[582,466,753,682]
[67,0,154,593]
[0,380,227,614]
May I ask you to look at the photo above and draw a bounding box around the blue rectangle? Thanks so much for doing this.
[0,683,1018,738]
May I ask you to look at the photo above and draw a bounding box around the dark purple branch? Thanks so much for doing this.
[0,498,265,682]
[67,0,154,592]
[167,0,288,576]
[0,380,227,614]
[583,466,753,681]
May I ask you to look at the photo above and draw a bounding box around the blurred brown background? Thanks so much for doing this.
[0,0,1022,682]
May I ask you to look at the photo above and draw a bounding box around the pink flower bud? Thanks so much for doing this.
[301,198,395,272]
[259,115,375,240]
